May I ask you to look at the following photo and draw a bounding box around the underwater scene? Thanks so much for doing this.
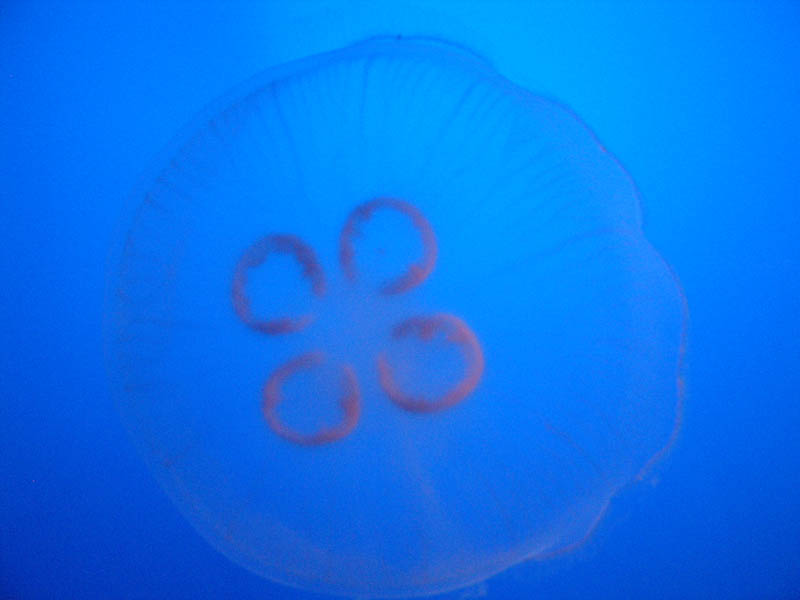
[2,2,798,599]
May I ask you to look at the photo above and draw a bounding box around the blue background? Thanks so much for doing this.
[1,2,798,598]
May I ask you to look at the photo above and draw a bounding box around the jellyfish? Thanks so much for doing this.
[107,36,686,598]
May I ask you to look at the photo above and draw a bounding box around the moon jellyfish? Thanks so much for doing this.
[107,36,686,598]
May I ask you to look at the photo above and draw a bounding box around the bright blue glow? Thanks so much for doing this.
[2,3,799,599]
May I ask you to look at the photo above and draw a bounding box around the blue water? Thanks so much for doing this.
[2,3,798,599]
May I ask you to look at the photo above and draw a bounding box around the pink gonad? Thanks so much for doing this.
[232,198,484,446]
